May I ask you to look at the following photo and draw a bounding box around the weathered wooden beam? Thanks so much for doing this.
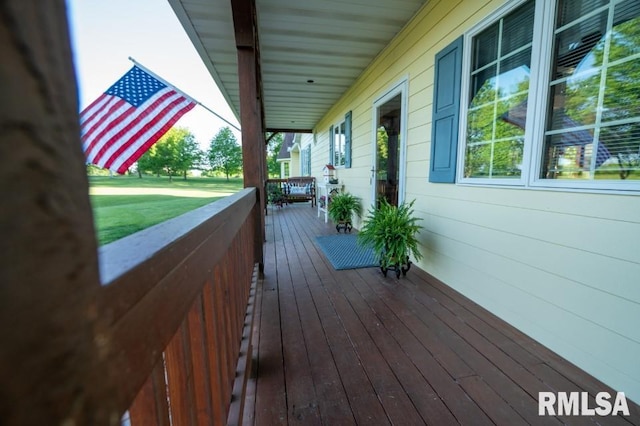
[266,128,314,134]
[230,0,255,48]
[0,1,106,424]
[232,0,266,270]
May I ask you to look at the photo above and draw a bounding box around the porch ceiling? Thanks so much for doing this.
[168,0,428,132]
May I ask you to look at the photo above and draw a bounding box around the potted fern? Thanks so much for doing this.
[328,192,362,233]
[357,199,423,278]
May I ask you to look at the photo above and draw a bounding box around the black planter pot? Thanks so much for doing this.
[380,256,411,278]
[336,220,352,233]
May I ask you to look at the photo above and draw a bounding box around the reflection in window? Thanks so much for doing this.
[464,0,534,179]
[333,122,346,166]
[301,145,311,176]
[542,0,640,180]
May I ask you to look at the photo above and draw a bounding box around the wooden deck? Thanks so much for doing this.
[246,203,639,425]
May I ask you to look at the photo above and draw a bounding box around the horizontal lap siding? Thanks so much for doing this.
[313,0,640,402]
[417,186,640,402]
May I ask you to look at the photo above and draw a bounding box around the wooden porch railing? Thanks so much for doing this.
[99,188,259,425]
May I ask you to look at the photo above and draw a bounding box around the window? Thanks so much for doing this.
[542,0,640,182]
[331,121,346,166]
[301,145,311,176]
[459,0,640,190]
[464,0,534,181]
[329,111,353,168]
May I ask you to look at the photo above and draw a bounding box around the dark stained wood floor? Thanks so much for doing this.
[245,203,640,425]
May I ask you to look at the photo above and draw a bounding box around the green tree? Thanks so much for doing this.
[266,132,284,177]
[137,127,202,180]
[174,131,203,180]
[137,143,163,177]
[208,127,242,181]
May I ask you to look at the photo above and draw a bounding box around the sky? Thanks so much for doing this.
[66,0,240,149]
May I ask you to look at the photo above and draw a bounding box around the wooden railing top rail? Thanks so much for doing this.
[100,187,255,285]
[95,187,257,419]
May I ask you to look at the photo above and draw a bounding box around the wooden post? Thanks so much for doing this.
[0,1,105,423]
[232,0,266,273]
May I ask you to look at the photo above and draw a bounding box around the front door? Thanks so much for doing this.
[372,82,406,207]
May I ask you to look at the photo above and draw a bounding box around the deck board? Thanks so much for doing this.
[250,204,640,425]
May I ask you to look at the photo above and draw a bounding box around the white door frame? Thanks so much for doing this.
[370,77,409,206]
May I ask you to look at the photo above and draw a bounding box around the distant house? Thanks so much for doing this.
[276,133,298,178]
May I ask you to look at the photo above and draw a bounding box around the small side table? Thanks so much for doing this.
[317,183,342,223]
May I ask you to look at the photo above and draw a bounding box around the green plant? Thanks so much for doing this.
[328,193,362,223]
[357,199,423,277]
[267,182,286,205]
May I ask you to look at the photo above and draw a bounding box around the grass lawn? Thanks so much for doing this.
[89,175,243,245]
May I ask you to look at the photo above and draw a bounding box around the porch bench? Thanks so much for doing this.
[266,177,317,208]
[284,176,316,207]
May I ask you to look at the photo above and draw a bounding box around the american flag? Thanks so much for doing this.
[80,65,196,174]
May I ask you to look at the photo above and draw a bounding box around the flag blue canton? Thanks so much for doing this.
[105,66,167,107]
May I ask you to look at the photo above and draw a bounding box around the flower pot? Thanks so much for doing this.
[380,256,411,278]
[336,220,352,233]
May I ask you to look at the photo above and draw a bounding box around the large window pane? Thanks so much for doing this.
[467,103,496,144]
[333,121,346,166]
[497,49,531,98]
[595,123,640,180]
[464,0,534,180]
[465,143,493,177]
[501,0,535,56]
[470,65,497,103]
[542,0,640,181]
[541,130,595,179]
[603,59,640,122]
[610,1,640,61]
[556,0,608,27]
[551,10,608,80]
[474,23,499,70]
[491,139,525,177]
[547,67,600,130]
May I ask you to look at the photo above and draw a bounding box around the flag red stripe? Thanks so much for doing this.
[83,99,134,158]
[81,96,126,150]
[101,98,195,172]
[90,90,185,166]
[79,93,112,124]
[109,102,196,173]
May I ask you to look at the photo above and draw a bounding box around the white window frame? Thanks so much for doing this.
[301,144,311,176]
[457,0,640,193]
[332,119,347,168]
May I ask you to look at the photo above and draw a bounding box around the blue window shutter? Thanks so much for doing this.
[429,36,463,183]
[329,125,334,165]
[306,145,311,175]
[344,111,352,168]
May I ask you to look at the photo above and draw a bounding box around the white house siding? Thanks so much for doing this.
[311,0,640,402]
[289,149,300,177]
